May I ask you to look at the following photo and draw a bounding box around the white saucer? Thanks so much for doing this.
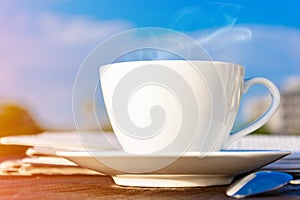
[56,150,290,187]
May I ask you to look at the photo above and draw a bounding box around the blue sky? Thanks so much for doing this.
[1,0,300,129]
[42,0,300,29]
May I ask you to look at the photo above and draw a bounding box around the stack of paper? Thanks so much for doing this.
[0,131,121,175]
[227,135,300,152]
[1,132,300,176]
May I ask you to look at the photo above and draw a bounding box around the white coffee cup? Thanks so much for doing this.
[100,60,280,154]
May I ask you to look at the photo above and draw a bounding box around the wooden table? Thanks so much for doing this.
[0,175,299,200]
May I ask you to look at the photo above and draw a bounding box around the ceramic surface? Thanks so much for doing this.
[56,150,289,187]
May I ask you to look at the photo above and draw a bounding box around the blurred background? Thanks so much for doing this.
[1,0,300,150]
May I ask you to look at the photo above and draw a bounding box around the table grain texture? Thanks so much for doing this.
[0,175,299,200]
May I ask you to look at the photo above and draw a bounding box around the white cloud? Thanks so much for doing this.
[0,1,132,129]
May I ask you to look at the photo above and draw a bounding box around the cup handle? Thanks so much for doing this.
[224,77,281,147]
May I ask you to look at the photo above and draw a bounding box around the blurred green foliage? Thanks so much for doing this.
[0,103,43,160]
[250,125,271,135]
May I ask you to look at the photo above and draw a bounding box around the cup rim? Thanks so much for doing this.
[100,60,245,72]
